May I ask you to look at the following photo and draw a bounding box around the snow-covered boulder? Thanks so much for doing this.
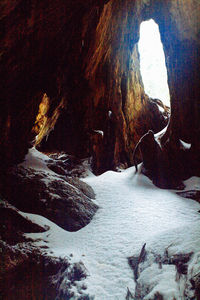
[2,164,98,232]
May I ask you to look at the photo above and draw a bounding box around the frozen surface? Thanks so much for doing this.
[21,149,200,299]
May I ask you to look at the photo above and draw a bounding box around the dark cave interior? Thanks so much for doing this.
[1,0,200,299]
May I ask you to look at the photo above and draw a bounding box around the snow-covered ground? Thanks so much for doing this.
[21,149,200,299]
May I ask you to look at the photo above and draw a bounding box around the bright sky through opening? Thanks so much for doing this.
[138,19,170,106]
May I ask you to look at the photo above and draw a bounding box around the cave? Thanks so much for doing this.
[1,1,200,299]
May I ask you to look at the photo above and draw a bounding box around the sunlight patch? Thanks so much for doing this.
[138,19,170,106]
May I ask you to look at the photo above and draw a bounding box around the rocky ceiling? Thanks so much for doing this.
[1,0,200,187]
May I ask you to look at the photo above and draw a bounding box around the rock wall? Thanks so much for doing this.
[83,0,167,173]
[0,0,108,167]
[37,0,167,173]
[143,0,200,185]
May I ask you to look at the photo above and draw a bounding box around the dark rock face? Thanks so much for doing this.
[143,0,200,187]
[195,273,200,300]
[0,200,48,245]
[0,240,91,300]
[0,0,168,176]
[46,152,94,179]
[134,130,191,189]
[0,0,107,167]
[0,151,96,299]
[2,165,97,232]
[83,3,169,173]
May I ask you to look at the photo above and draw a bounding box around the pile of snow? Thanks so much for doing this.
[19,147,52,172]
[20,149,200,299]
[180,139,191,150]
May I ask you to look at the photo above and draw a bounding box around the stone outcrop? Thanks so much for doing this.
[0,152,96,298]
[0,0,107,168]
[0,240,91,300]
[0,199,48,245]
[147,0,200,187]
[1,162,97,232]
[0,0,167,176]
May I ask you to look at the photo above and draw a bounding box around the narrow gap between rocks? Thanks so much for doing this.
[138,19,170,108]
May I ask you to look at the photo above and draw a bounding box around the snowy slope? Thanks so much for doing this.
[21,149,200,299]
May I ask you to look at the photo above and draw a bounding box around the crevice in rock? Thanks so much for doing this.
[138,18,170,107]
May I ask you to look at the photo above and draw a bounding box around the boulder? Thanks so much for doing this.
[0,240,91,300]
[2,165,98,232]
[0,200,48,245]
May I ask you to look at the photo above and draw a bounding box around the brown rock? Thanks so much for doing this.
[0,200,48,245]
[0,240,91,300]
[2,165,98,232]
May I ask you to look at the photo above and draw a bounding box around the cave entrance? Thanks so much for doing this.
[138,19,170,107]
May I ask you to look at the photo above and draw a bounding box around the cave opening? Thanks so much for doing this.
[138,19,170,107]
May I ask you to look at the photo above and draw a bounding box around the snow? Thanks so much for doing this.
[154,125,168,139]
[183,176,200,191]
[138,264,179,299]
[154,129,192,153]
[154,125,168,147]
[157,105,165,113]
[180,139,191,150]
[19,147,52,172]
[93,130,104,137]
[20,149,200,299]
[108,110,112,118]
